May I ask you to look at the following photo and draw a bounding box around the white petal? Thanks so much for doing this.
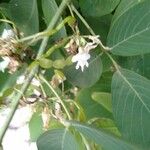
[78,47,84,53]
[82,53,90,60]
[72,47,91,72]
[85,61,89,67]
[0,57,10,72]
[75,59,89,71]
[2,57,11,62]
[84,42,97,52]
[1,29,15,39]
[81,64,84,72]
[31,78,40,87]
[33,89,41,96]
[88,35,100,44]
[17,75,25,84]
[55,102,61,110]
[72,54,79,62]
[75,62,80,70]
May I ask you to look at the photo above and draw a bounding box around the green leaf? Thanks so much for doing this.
[41,0,66,39]
[79,0,120,17]
[64,53,103,88]
[48,119,64,129]
[101,52,113,73]
[37,128,79,150]
[29,112,43,142]
[8,0,39,35]
[0,3,10,18]
[92,92,112,113]
[107,0,150,56]
[0,66,25,97]
[76,72,113,120]
[69,121,137,150]
[140,54,150,79]
[116,54,150,79]
[77,89,112,120]
[111,0,145,28]
[111,68,150,149]
[79,15,112,44]
[90,118,121,137]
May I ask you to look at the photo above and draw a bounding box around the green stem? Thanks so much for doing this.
[17,16,74,44]
[17,32,43,43]
[0,66,38,143]
[67,4,74,17]
[70,4,111,52]
[0,19,16,30]
[39,75,72,120]
[105,52,120,71]
[70,4,119,70]
[36,75,47,98]
[43,36,71,58]
[0,0,70,143]
[71,4,95,35]
[81,134,91,150]
[37,0,70,58]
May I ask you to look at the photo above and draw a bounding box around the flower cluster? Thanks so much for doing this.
[65,35,100,72]
[0,57,11,73]
[0,29,20,73]
[1,29,15,40]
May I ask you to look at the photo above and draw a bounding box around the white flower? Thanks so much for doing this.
[33,89,41,96]
[88,35,100,44]
[67,35,100,72]
[31,78,40,87]
[84,42,98,52]
[16,75,25,84]
[1,29,15,40]
[64,39,74,53]
[72,47,90,72]
[0,56,11,72]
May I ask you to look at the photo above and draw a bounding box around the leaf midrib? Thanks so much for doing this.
[111,26,150,49]
[111,0,137,29]
[25,0,37,27]
[61,129,67,150]
[69,121,136,150]
[117,70,150,113]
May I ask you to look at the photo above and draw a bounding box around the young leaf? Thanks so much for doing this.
[112,68,150,149]
[37,128,79,150]
[76,72,113,120]
[92,92,112,113]
[107,0,150,56]
[29,112,43,142]
[77,89,112,120]
[90,118,121,137]
[8,0,39,36]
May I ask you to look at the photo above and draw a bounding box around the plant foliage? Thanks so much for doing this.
[0,0,150,149]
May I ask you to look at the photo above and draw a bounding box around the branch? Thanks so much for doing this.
[70,4,111,52]
[0,0,70,143]
[70,4,120,71]
[39,75,72,120]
